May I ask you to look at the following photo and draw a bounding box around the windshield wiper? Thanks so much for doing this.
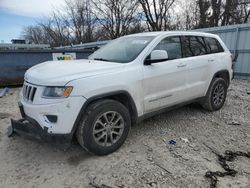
[93,58,110,62]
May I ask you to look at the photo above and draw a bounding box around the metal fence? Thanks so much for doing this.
[196,23,250,79]
[0,49,94,86]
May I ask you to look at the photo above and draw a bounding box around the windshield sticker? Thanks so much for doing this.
[131,40,149,44]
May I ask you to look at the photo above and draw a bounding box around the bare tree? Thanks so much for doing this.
[91,0,141,39]
[22,25,52,44]
[138,0,176,31]
[209,0,222,27]
[241,1,250,23]
[178,0,200,30]
[128,16,147,34]
[222,0,250,25]
[64,0,97,43]
[196,0,250,28]
[22,0,98,46]
[197,0,210,28]
[21,0,250,47]
[39,11,72,47]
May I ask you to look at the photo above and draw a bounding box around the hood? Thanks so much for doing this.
[25,59,125,86]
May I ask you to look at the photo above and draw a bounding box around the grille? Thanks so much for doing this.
[23,83,37,102]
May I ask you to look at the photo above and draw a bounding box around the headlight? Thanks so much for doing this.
[42,86,73,98]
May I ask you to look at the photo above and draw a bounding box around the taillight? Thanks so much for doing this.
[230,54,235,70]
[230,54,234,62]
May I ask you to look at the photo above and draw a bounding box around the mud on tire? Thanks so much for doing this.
[201,77,228,111]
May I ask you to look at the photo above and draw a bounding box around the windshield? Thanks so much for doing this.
[89,36,155,63]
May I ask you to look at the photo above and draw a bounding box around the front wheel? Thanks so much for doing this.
[76,99,131,155]
[201,77,228,111]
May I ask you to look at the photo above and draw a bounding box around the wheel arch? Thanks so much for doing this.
[213,70,230,87]
[70,90,138,137]
[205,69,230,97]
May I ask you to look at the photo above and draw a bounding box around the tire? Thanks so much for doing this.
[201,77,228,111]
[76,99,131,155]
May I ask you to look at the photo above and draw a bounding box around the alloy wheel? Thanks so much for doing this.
[212,83,225,107]
[93,111,124,147]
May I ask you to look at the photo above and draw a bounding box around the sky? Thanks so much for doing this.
[0,0,65,43]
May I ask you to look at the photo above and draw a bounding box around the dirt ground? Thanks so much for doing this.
[0,79,249,188]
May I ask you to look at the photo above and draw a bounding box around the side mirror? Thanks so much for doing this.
[144,50,168,65]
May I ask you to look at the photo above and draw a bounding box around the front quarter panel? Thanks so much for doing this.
[67,63,144,117]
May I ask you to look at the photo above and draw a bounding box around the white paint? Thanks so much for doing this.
[150,50,168,60]
[21,31,233,134]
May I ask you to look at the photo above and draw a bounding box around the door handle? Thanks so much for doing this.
[177,63,187,68]
[208,59,215,62]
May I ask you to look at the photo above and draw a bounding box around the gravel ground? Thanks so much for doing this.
[0,79,249,188]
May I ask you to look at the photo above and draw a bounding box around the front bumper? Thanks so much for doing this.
[9,88,86,144]
[19,95,86,134]
[9,103,72,144]
[10,118,72,144]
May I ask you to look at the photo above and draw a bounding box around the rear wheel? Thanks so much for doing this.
[76,99,131,155]
[201,78,227,111]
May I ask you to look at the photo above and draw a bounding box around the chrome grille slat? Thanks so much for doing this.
[24,85,28,97]
[23,82,37,103]
[28,87,34,100]
[31,88,37,101]
[25,85,29,99]
[27,86,31,99]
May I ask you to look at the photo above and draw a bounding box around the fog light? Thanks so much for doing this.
[45,115,58,123]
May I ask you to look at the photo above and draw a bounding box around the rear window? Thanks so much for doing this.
[182,36,207,57]
[204,37,224,53]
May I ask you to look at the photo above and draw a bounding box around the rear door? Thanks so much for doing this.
[180,36,211,99]
[203,36,226,72]
[142,36,188,113]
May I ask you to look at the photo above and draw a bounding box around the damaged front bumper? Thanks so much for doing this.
[8,103,72,145]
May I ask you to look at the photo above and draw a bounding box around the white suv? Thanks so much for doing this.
[9,31,233,155]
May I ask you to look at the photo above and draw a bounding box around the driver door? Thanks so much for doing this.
[142,36,187,113]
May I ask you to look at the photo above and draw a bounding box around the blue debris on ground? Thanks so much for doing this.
[0,87,10,98]
[168,140,177,145]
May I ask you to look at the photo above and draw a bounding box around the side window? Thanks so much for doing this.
[204,37,224,53]
[154,36,182,60]
[182,36,207,57]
